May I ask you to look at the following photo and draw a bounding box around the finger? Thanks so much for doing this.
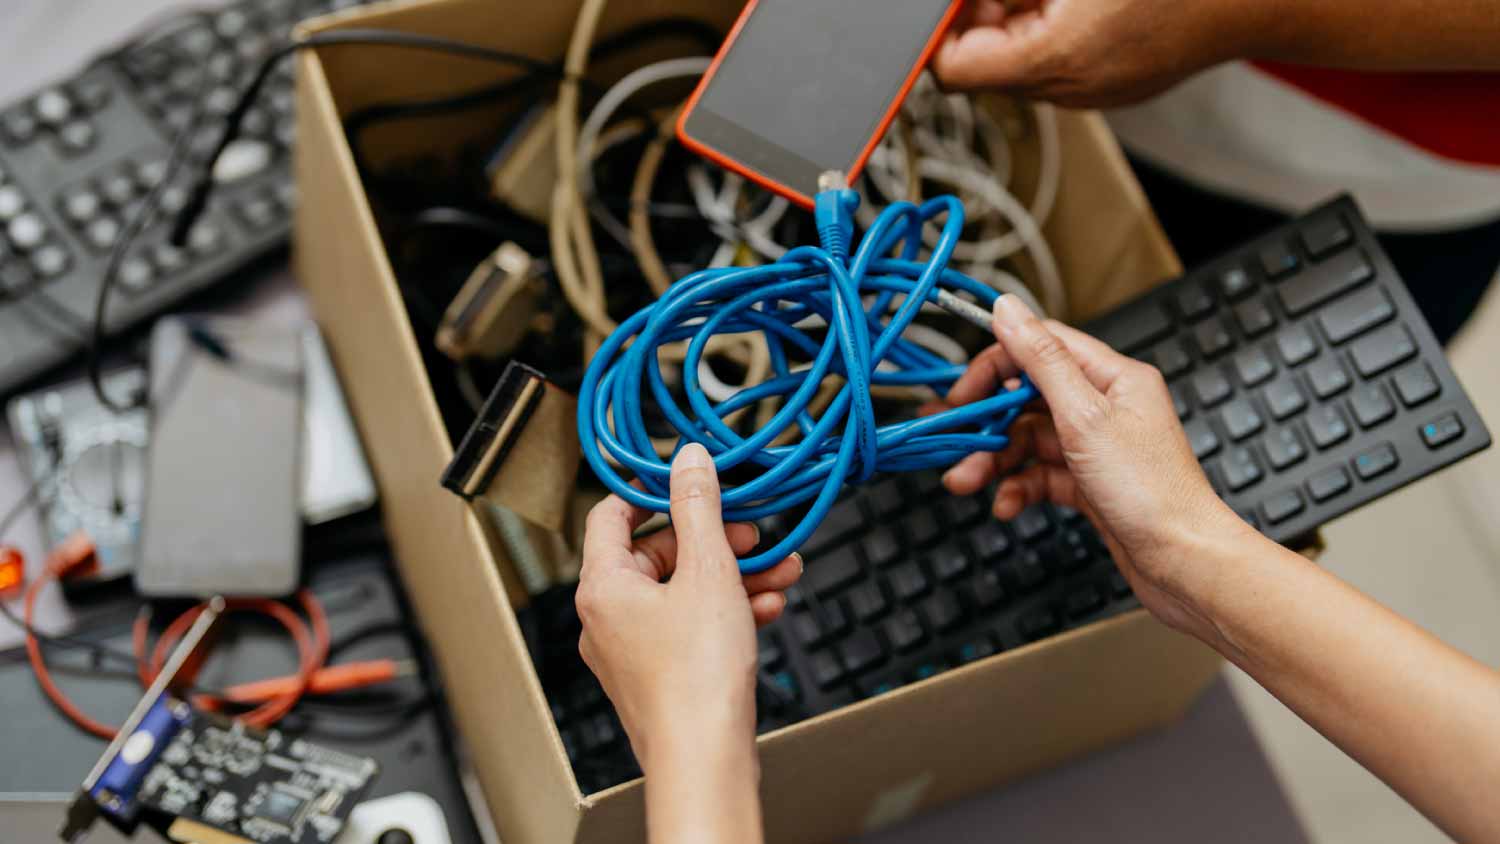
[1044,320,1137,394]
[581,495,653,576]
[742,554,802,595]
[630,521,760,581]
[931,9,1048,91]
[946,342,1023,408]
[992,463,1082,520]
[942,412,1066,495]
[991,295,1109,430]
[668,443,736,578]
[750,591,788,627]
[943,451,997,496]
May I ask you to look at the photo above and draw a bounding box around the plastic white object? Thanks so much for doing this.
[334,792,454,844]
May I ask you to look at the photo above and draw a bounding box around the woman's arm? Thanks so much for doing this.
[943,295,1500,842]
[576,445,800,844]
[931,0,1500,107]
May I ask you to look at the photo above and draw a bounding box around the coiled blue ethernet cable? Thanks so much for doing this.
[577,187,1037,573]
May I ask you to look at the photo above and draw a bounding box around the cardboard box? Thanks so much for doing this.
[292,1,1223,841]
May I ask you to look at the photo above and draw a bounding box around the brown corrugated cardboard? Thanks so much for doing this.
[292,2,1224,841]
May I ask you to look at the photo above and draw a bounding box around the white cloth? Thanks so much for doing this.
[1106,62,1500,233]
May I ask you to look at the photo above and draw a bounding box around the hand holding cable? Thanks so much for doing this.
[579,187,1037,572]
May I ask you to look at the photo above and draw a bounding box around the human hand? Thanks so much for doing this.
[576,443,802,769]
[939,295,1256,640]
[931,0,1275,107]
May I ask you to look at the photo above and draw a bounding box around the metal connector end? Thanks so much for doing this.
[817,170,849,193]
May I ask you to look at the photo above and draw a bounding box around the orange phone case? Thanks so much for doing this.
[676,0,965,209]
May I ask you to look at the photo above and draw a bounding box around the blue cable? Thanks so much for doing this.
[577,188,1037,573]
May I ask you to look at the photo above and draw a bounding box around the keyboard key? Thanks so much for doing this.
[887,562,931,602]
[58,120,97,155]
[1258,240,1299,279]
[1018,608,1060,642]
[1217,265,1255,301]
[1349,383,1395,429]
[1306,466,1351,503]
[117,257,155,293]
[1349,323,1417,378]
[969,521,1011,562]
[60,188,101,225]
[918,590,965,633]
[70,76,111,111]
[1220,398,1263,442]
[1152,337,1193,378]
[29,244,70,279]
[806,547,863,597]
[758,632,784,669]
[1420,413,1465,449]
[929,544,971,582]
[1260,489,1305,525]
[84,217,121,251]
[819,498,866,540]
[1276,249,1374,315]
[1305,356,1351,399]
[7,213,46,251]
[1108,571,1133,598]
[1057,529,1093,572]
[862,527,902,568]
[1183,418,1221,459]
[900,509,942,547]
[1064,585,1105,619]
[1096,299,1172,353]
[838,629,886,676]
[135,158,169,190]
[940,495,984,527]
[966,569,1007,610]
[0,185,24,221]
[1012,505,1052,543]
[1174,282,1214,321]
[1306,404,1352,450]
[1192,369,1232,408]
[1262,376,1307,421]
[32,89,73,127]
[791,601,849,647]
[1317,285,1393,344]
[1264,427,1308,471]
[102,173,136,207]
[1221,447,1263,492]
[1275,325,1319,367]
[1193,319,1233,359]
[1005,550,1048,592]
[883,610,927,652]
[1233,347,1275,387]
[955,635,998,665]
[1301,214,1352,257]
[1234,298,1276,337]
[847,581,889,622]
[866,479,905,518]
[1352,443,1399,481]
[1391,362,1440,408]
[810,652,845,690]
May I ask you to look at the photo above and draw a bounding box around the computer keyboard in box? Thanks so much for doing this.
[526,195,1489,795]
[1085,195,1490,545]
[0,0,374,394]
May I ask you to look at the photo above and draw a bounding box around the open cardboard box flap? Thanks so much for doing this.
[291,1,1229,841]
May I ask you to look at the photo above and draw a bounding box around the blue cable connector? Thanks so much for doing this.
[578,188,1036,572]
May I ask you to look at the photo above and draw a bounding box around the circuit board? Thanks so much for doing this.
[135,711,379,844]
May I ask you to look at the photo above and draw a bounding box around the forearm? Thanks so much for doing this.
[641,723,763,844]
[1181,530,1500,842]
[1250,0,1500,70]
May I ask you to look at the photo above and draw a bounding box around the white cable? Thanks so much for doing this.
[575,56,713,247]
[686,163,791,261]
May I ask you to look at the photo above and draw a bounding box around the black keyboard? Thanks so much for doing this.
[1084,196,1489,544]
[0,0,373,394]
[525,196,1489,795]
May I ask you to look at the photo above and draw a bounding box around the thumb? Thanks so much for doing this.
[991,295,1107,429]
[931,16,1045,91]
[668,443,736,579]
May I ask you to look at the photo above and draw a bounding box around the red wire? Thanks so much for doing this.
[24,560,329,740]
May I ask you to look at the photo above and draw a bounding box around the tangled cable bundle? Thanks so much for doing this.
[579,189,1037,573]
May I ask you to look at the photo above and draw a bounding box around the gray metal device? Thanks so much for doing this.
[136,317,303,598]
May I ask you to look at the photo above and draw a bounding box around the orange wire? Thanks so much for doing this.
[24,563,329,740]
